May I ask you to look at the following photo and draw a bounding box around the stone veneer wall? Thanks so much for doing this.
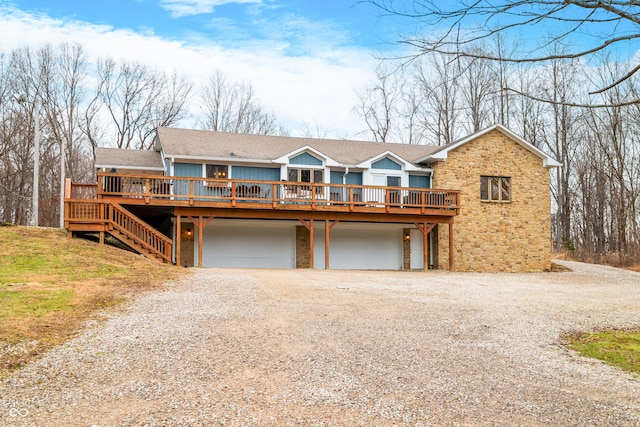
[296,226,310,268]
[432,129,552,272]
[180,222,194,267]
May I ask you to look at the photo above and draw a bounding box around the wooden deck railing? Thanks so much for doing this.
[108,203,172,262]
[92,172,460,214]
[64,198,172,263]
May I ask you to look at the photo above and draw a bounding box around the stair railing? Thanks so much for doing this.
[106,203,173,263]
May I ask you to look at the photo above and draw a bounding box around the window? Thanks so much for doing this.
[372,175,401,187]
[287,168,323,183]
[386,176,401,187]
[206,164,228,179]
[287,167,324,197]
[480,176,511,202]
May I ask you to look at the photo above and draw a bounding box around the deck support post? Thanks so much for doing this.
[198,217,203,267]
[309,219,314,269]
[176,215,181,267]
[423,222,428,272]
[415,222,436,272]
[98,202,105,246]
[188,216,214,268]
[449,221,454,272]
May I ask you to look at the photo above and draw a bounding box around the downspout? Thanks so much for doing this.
[343,166,350,201]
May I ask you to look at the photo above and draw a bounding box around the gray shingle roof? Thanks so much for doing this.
[95,147,164,170]
[156,127,442,166]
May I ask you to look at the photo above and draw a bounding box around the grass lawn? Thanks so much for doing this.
[566,329,640,376]
[0,225,183,377]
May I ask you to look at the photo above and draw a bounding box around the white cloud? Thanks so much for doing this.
[160,0,263,18]
[0,6,379,138]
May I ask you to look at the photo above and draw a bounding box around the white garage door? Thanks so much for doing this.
[410,228,424,270]
[200,220,296,268]
[319,224,403,270]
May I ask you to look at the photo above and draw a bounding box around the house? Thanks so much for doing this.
[64,124,560,272]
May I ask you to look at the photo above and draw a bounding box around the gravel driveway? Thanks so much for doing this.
[2,260,640,426]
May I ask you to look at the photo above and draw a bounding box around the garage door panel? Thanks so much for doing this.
[201,221,295,268]
[328,226,402,270]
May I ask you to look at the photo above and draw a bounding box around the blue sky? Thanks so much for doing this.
[1,1,637,138]
[0,0,407,137]
[5,0,398,52]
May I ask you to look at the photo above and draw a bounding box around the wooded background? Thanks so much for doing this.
[1,38,638,266]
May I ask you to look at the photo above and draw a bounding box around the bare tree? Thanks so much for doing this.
[297,120,330,139]
[3,46,51,226]
[366,0,640,100]
[355,65,403,142]
[39,43,93,184]
[0,51,32,225]
[399,84,425,144]
[200,70,287,136]
[538,57,584,251]
[489,34,516,127]
[414,55,460,145]
[86,59,193,150]
[457,53,494,133]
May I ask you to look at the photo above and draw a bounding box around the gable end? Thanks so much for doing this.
[372,157,402,170]
[290,152,323,166]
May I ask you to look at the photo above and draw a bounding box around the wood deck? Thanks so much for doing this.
[65,173,461,270]
[93,172,461,215]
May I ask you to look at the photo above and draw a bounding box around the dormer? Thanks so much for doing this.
[358,151,429,188]
[371,156,402,171]
[274,146,340,183]
[289,152,323,166]
[356,151,422,172]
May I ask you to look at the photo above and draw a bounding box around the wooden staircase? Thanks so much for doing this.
[65,199,172,264]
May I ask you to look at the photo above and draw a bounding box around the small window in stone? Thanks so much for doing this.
[206,164,228,179]
[480,176,511,202]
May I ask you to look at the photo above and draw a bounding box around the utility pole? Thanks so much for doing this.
[31,100,40,227]
[59,139,65,229]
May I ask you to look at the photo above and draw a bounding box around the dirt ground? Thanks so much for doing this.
[1,260,640,426]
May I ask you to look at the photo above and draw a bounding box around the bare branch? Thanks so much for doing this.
[366,0,640,96]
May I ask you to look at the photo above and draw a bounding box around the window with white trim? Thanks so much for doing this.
[206,164,228,179]
[287,167,323,183]
[480,176,511,202]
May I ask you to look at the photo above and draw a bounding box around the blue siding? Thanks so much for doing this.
[164,159,170,175]
[173,163,205,199]
[328,171,363,203]
[372,157,402,170]
[174,163,202,177]
[330,171,363,185]
[290,152,323,166]
[345,172,363,185]
[232,166,280,181]
[409,175,431,189]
